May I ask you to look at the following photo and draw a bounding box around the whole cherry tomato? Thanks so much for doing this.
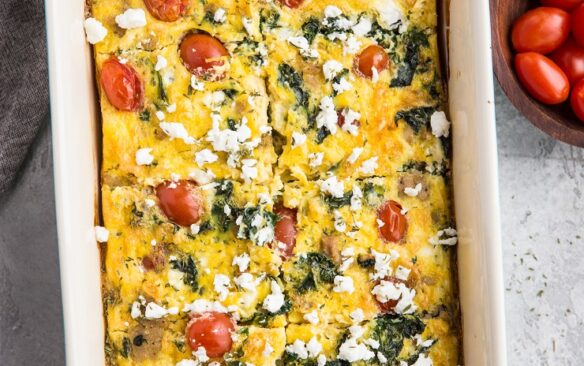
[273,204,297,259]
[550,37,584,84]
[514,52,570,104]
[570,79,584,122]
[180,33,229,80]
[355,45,389,79]
[156,180,204,226]
[144,0,188,22]
[186,312,234,357]
[377,200,407,243]
[540,0,582,11]
[572,4,584,48]
[511,7,570,54]
[278,0,304,8]
[100,58,143,111]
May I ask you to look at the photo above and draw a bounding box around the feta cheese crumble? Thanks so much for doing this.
[333,275,355,293]
[292,132,307,148]
[323,60,344,81]
[135,148,154,166]
[195,149,218,167]
[309,152,324,168]
[115,8,147,29]
[155,55,168,71]
[94,226,109,243]
[430,111,451,138]
[359,156,378,175]
[263,281,285,313]
[319,175,345,198]
[213,274,231,301]
[429,227,458,245]
[144,302,178,319]
[214,8,227,23]
[347,147,363,164]
[404,183,423,197]
[232,253,251,272]
[159,122,196,144]
[288,36,319,58]
[316,96,338,135]
[84,18,107,44]
[304,310,319,325]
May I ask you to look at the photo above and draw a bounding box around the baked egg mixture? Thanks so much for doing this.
[86,0,460,365]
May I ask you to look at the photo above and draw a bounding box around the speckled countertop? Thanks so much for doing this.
[1,82,583,365]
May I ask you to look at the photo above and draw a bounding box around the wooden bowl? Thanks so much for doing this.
[491,0,584,146]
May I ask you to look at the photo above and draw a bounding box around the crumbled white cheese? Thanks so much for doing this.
[214,274,231,301]
[306,337,323,358]
[316,96,338,135]
[168,269,185,290]
[309,152,324,168]
[292,132,307,148]
[350,308,365,323]
[263,281,285,313]
[286,340,309,359]
[144,198,156,208]
[351,185,363,211]
[159,122,196,144]
[288,36,319,58]
[176,360,198,366]
[156,110,165,121]
[94,226,109,243]
[241,159,258,182]
[145,302,177,319]
[318,355,327,366]
[189,169,215,185]
[195,149,218,167]
[411,354,433,366]
[190,224,200,235]
[344,36,361,54]
[214,8,227,23]
[347,147,363,164]
[242,16,254,35]
[319,175,345,198]
[115,8,147,29]
[182,299,228,314]
[135,147,154,166]
[232,253,251,272]
[334,210,347,233]
[194,346,209,363]
[234,273,257,292]
[323,60,344,81]
[338,337,375,362]
[304,310,319,325]
[130,301,142,318]
[166,103,177,113]
[359,156,378,175]
[375,0,407,32]
[84,18,107,44]
[341,109,361,136]
[371,281,417,314]
[370,249,399,280]
[395,265,411,281]
[430,111,451,138]
[429,227,458,246]
[352,17,372,36]
[324,5,343,18]
[378,352,389,364]
[404,183,423,197]
[263,343,274,357]
[371,66,380,82]
[190,75,205,91]
[333,77,352,94]
[333,275,354,293]
[364,338,380,349]
[155,55,168,71]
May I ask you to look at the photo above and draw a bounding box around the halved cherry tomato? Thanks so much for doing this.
[541,0,582,10]
[550,37,584,84]
[180,33,229,80]
[377,200,407,243]
[355,45,389,78]
[156,180,204,226]
[515,52,570,104]
[278,0,304,8]
[273,204,297,259]
[511,7,570,54]
[144,0,189,22]
[570,79,584,122]
[100,58,143,111]
[186,312,234,357]
[572,4,584,48]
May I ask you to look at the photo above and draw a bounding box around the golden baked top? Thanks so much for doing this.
[86,0,460,365]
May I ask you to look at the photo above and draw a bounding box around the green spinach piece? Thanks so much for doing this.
[260,9,280,32]
[278,63,309,107]
[390,28,430,88]
[302,17,321,44]
[294,252,339,294]
[240,298,292,327]
[170,255,199,291]
[372,314,426,364]
[236,207,278,245]
[394,106,436,133]
[322,191,353,209]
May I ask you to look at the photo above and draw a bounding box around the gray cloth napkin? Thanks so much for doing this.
[0,0,49,193]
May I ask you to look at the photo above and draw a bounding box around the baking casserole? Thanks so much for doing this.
[46,0,507,365]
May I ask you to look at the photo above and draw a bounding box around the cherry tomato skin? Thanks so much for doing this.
[156,180,204,226]
[541,0,582,10]
[278,0,304,8]
[186,312,234,358]
[144,0,188,22]
[377,200,407,243]
[355,45,389,78]
[572,4,584,48]
[514,52,570,105]
[180,33,229,79]
[570,79,584,122]
[511,7,570,54]
[273,204,297,259]
[100,58,143,112]
[550,38,584,84]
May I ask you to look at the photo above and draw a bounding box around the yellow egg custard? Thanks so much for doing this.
[87,0,460,365]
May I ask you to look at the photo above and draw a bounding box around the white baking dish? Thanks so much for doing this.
[46,0,507,364]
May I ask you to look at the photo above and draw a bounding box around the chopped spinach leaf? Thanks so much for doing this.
[367,21,400,51]
[315,126,330,144]
[390,28,430,88]
[170,255,199,291]
[155,71,168,105]
[240,298,292,327]
[294,252,339,293]
[322,191,353,209]
[236,206,278,246]
[302,17,321,44]
[278,63,309,107]
[372,314,426,364]
[394,106,436,133]
[139,109,151,122]
[260,9,280,32]
[212,202,235,232]
[121,337,131,358]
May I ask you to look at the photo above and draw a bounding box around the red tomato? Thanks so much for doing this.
[541,0,582,10]
[273,204,297,259]
[278,0,304,8]
[186,312,234,358]
[550,38,584,84]
[156,180,204,226]
[514,52,570,104]
[100,58,143,111]
[570,79,584,122]
[180,33,229,80]
[572,4,584,48]
[377,200,407,243]
[511,7,570,54]
[144,0,188,21]
[355,45,389,78]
